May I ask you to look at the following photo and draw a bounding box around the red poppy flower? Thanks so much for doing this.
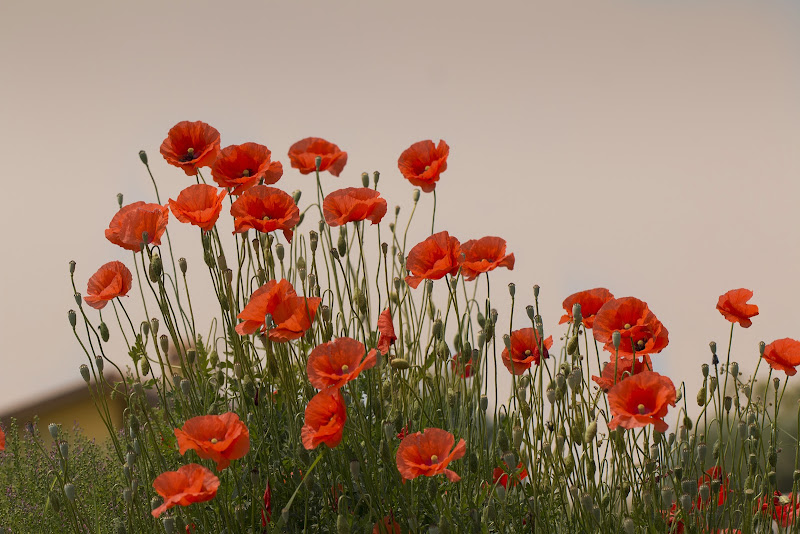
[716,288,758,328]
[396,427,466,482]
[592,297,669,358]
[211,142,283,195]
[168,184,227,231]
[288,137,348,176]
[174,412,250,470]
[160,121,221,176]
[377,308,397,355]
[105,201,169,252]
[501,328,553,375]
[323,187,387,227]
[397,140,449,193]
[405,231,461,289]
[83,261,133,310]
[151,463,220,518]
[0,427,5,451]
[761,491,800,527]
[559,288,615,329]
[591,354,652,392]
[761,338,800,376]
[697,466,729,508]
[236,279,322,342]
[396,423,410,440]
[606,370,676,433]
[373,514,401,534]
[301,388,347,450]
[492,461,528,488]
[261,482,272,526]
[458,237,515,281]
[307,337,378,389]
[451,353,474,378]
[230,185,300,242]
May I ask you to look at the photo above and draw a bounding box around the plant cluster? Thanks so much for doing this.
[2,121,799,533]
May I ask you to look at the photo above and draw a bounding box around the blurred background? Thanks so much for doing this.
[1,1,799,442]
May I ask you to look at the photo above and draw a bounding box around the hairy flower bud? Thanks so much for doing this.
[68,310,77,328]
[64,483,76,502]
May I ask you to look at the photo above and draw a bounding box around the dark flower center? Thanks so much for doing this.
[242,169,251,178]
[180,147,196,162]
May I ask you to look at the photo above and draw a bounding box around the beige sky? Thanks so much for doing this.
[1,1,799,415]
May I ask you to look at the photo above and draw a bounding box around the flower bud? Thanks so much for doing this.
[68,310,77,328]
[580,493,593,510]
[60,441,69,458]
[480,395,488,412]
[774,377,780,391]
[623,518,634,534]
[390,358,409,370]
[566,335,579,356]
[162,517,174,534]
[697,387,707,406]
[48,423,59,440]
[709,341,716,354]
[729,361,739,377]
[759,341,766,355]
[612,331,621,350]
[95,356,104,373]
[412,189,420,202]
[140,358,150,375]
[679,493,692,511]
[160,334,169,353]
[64,483,76,502]
[79,364,90,382]
[116,193,123,208]
[508,283,515,298]
[585,420,598,444]
[148,254,162,283]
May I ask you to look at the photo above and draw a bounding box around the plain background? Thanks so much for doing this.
[1,1,799,416]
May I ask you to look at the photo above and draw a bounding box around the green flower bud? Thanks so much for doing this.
[116,193,123,208]
[697,387,707,406]
[59,442,69,458]
[566,335,579,356]
[63,483,75,502]
[68,310,77,328]
[613,330,621,349]
[390,358,409,370]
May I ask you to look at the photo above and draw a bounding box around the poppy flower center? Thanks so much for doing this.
[636,339,645,349]
[210,438,219,444]
[623,323,632,330]
[180,147,196,162]
[430,454,438,463]
[341,364,349,373]
[524,349,532,356]
[242,169,251,177]
[424,165,431,171]
[637,404,647,415]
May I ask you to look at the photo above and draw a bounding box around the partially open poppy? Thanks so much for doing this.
[606,370,676,433]
[492,461,528,488]
[151,463,220,518]
[323,187,387,227]
[501,328,553,375]
[716,288,759,328]
[0,427,5,451]
[84,261,133,310]
[377,308,396,355]
[761,491,800,527]
[105,201,169,252]
[174,412,250,470]
[396,427,465,482]
[591,355,652,392]
[405,231,461,289]
[761,338,800,376]
[230,185,300,242]
[301,388,347,450]
[168,184,227,231]
[458,237,515,281]
[559,288,615,329]
[592,297,669,358]
[160,121,221,176]
[211,142,283,195]
[373,513,401,534]
[236,279,321,342]
[397,140,449,193]
[288,137,348,176]
[307,337,377,389]
[260,482,272,526]
[451,353,474,378]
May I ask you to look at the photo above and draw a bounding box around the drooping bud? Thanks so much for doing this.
[79,364,90,382]
[68,310,77,328]
[99,322,110,342]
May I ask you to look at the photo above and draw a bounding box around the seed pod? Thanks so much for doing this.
[160,334,169,353]
[390,358,409,370]
[68,310,77,328]
[480,395,488,412]
[697,387,707,406]
[701,363,709,378]
[584,420,598,444]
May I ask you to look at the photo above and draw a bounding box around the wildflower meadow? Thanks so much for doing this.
[2,120,799,533]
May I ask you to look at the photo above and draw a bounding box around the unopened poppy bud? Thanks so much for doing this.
[99,322,109,342]
[759,341,766,355]
[95,356,104,373]
[567,335,579,356]
[498,429,510,452]
[48,423,59,440]
[612,331,621,350]
[426,279,434,295]
[273,243,284,262]
[162,517,174,534]
[748,423,759,440]
[140,359,150,375]
[769,448,777,467]
[495,484,506,501]
[794,470,800,482]
[412,189,420,202]
[141,320,150,338]
[68,309,77,328]
[708,340,717,355]
[116,193,124,208]
[585,420,598,443]
[160,334,169,353]
[330,247,339,260]
[234,363,244,379]
[675,389,682,402]
[742,384,751,397]
[502,334,511,350]
[679,493,692,511]
[580,493,593,510]
[697,387,707,406]
[148,254,162,282]
[64,483,76,502]
[126,451,136,468]
[349,459,360,480]
[390,358,409,370]
[480,395,488,412]
[546,388,556,403]
[774,377,780,390]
